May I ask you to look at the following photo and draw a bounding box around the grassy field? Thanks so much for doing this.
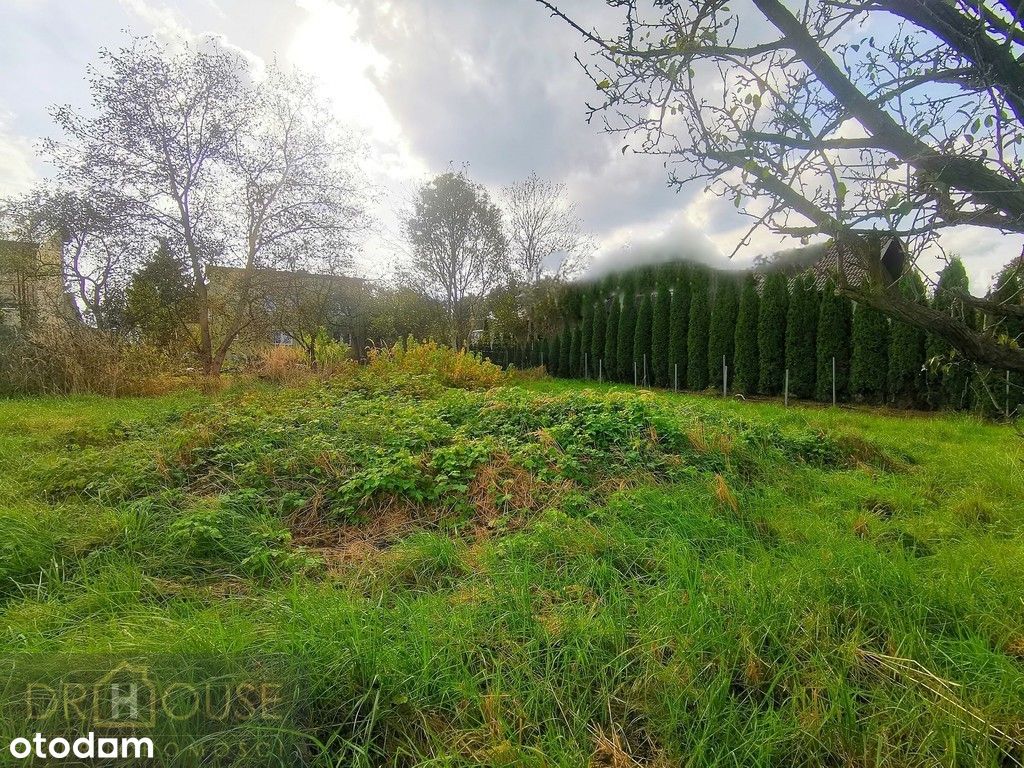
[1,364,1023,766]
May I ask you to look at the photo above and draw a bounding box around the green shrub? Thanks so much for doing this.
[850,303,889,402]
[734,273,760,395]
[616,287,637,382]
[634,292,653,385]
[888,273,927,407]
[603,294,619,382]
[687,268,710,390]
[708,273,739,390]
[668,272,690,389]
[784,274,818,399]
[652,282,671,387]
[757,272,789,395]
[815,282,852,402]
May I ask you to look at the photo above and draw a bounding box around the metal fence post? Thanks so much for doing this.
[674,363,678,392]
[722,355,727,397]
[832,356,836,406]
[784,369,789,407]
[634,360,638,386]
[643,354,648,387]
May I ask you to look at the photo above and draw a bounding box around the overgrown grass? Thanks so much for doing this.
[1,372,1022,766]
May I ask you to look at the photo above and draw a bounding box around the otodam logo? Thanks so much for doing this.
[8,659,285,761]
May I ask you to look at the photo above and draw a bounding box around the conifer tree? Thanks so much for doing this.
[708,273,739,390]
[579,299,593,377]
[558,326,571,377]
[850,304,889,402]
[815,282,852,401]
[686,268,710,390]
[604,294,619,381]
[784,274,818,399]
[634,292,654,385]
[652,281,671,386]
[888,273,927,407]
[757,271,789,394]
[668,270,690,389]
[617,287,637,382]
[734,273,760,395]
[925,258,973,409]
[547,334,559,375]
[990,261,1024,417]
[591,295,607,379]
[568,324,581,378]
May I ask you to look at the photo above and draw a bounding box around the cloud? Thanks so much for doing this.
[0,111,38,197]
[584,212,725,280]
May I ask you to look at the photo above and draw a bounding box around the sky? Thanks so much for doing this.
[0,0,1020,291]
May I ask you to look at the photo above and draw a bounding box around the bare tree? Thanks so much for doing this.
[502,172,591,341]
[45,35,367,374]
[538,0,1024,371]
[407,171,506,347]
[503,172,590,284]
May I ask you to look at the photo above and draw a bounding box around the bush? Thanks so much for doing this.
[634,292,653,385]
[616,288,637,382]
[603,295,619,382]
[652,282,671,387]
[365,340,505,389]
[757,272,789,395]
[687,269,711,390]
[784,275,818,399]
[708,274,738,390]
[668,272,690,389]
[0,324,174,396]
[815,282,852,402]
[258,345,310,384]
[734,273,760,395]
[850,304,889,402]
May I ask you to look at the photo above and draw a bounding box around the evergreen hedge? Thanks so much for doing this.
[604,295,619,382]
[758,272,789,395]
[652,281,671,386]
[617,288,637,382]
[734,273,760,395]
[925,259,972,409]
[887,274,927,407]
[591,296,607,379]
[579,299,593,377]
[634,292,654,385]
[815,282,852,402]
[687,268,711,390]
[668,271,690,389]
[785,274,818,399]
[708,274,738,390]
[850,304,889,402]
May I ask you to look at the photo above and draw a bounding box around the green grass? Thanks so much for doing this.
[0,373,1022,766]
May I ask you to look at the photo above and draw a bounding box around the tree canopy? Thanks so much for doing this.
[539,0,1024,371]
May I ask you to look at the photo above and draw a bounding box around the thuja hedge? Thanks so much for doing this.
[523,259,1001,411]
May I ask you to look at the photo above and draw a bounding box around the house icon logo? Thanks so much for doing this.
[91,663,157,729]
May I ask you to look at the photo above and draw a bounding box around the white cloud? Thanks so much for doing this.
[0,111,37,197]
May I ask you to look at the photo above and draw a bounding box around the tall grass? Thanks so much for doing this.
[0,373,1021,765]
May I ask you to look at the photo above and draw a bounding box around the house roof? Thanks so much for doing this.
[205,264,368,291]
[759,235,907,291]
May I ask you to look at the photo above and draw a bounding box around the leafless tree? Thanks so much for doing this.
[407,171,507,347]
[538,0,1024,372]
[45,35,367,374]
[503,172,590,284]
[502,172,591,340]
